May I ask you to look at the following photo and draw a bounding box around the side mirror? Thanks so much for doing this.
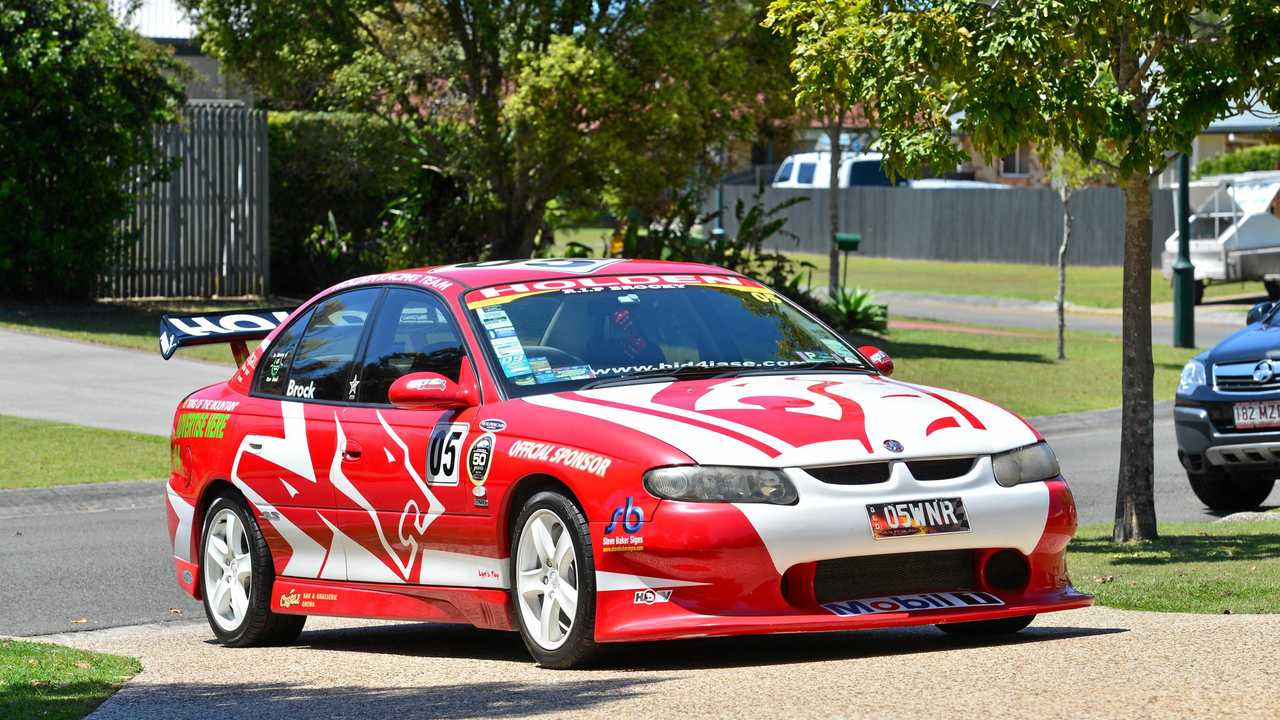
[858,345,894,376]
[389,371,476,410]
[1248,301,1274,326]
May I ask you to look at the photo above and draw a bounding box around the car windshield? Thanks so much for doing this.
[465,274,870,397]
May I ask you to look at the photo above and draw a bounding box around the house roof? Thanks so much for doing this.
[1205,103,1280,135]
[109,0,195,41]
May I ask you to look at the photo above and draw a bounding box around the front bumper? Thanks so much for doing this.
[1175,403,1280,472]
[591,462,1089,643]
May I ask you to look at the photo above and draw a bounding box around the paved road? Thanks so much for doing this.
[0,329,229,436]
[879,290,1247,348]
[43,608,1280,719]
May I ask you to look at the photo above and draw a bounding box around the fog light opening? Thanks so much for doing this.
[982,549,1031,592]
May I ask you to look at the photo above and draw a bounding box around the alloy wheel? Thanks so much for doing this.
[204,507,253,632]
[515,508,580,650]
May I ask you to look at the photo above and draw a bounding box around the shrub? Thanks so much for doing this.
[828,287,889,336]
[1194,144,1280,179]
[0,0,183,300]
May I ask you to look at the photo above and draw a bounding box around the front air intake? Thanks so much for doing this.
[811,550,977,604]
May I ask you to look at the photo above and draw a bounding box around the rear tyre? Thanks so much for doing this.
[200,493,306,647]
[1188,468,1275,512]
[510,491,598,669]
[936,614,1035,636]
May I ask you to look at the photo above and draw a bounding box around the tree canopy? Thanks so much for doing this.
[0,0,183,299]
[184,0,798,258]
[768,0,1280,540]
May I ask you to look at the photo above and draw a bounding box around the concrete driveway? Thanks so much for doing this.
[0,329,229,436]
[44,608,1280,719]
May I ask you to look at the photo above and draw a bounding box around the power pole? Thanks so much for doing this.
[1172,152,1195,348]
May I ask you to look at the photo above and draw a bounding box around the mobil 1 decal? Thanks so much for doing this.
[426,422,469,486]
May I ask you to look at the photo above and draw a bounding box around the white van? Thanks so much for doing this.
[770,151,1009,190]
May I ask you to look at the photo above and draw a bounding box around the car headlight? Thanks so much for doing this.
[1177,359,1206,395]
[643,466,798,505]
[991,442,1060,488]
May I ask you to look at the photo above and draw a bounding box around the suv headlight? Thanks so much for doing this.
[644,466,798,505]
[991,442,1060,487]
[1177,359,1206,395]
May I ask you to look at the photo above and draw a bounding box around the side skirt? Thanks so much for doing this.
[270,578,514,631]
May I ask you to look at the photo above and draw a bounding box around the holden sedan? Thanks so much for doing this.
[160,258,1090,668]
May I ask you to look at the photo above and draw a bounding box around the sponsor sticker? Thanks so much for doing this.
[174,412,230,440]
[465,274,762,308]
[285,379,316,399]
[478,418,507,432]
[182,398,240,412]
[277,588,338,610]
[822,590,1004,617]
[634,589,672,605]
[468,433,495,486]
[603,497,644,552]
[508,440,612,477]
[866,497,970,540]
[406,377,448,392]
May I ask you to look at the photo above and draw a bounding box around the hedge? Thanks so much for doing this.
[1194,144,1280,179]
[266,112,416,296]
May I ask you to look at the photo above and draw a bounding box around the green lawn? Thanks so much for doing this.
[0,640,140,720]
[1068,519,1280,614]
[877,323,1197,418]
[784,250,1258,309]
[0,416,168,489]
[0,302,246,365]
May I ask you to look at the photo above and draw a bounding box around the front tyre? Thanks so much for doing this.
[936,614,1035,636]
[1188,468,1275,512]
[200,493,305,646]
[510,491,598,668]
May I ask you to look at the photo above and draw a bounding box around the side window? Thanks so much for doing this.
[796,162,817,185]
[773,160,794,184]
[357,288,466,404]
[255,308,315,397]
[285,289,380,402]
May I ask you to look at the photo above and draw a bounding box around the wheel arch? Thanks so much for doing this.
[501,473,586,557]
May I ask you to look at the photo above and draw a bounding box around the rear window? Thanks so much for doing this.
[796,162,817,185]
[846,160,892,186]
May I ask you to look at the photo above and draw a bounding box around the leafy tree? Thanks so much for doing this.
[183,0,793,259]
[0,0,183,300]
[768,0,1280,540]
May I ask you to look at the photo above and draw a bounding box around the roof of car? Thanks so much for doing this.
[416,258,743,289]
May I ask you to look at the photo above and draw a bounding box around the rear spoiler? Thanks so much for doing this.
[159,308,295,364]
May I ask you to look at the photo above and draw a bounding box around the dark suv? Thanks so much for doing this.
[1174,300,1280,511]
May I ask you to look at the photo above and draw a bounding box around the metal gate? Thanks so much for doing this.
[102,102,269,298]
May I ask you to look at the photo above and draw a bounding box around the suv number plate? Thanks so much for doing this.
[1233,401,1280,430]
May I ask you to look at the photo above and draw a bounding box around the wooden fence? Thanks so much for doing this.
[709,185,1176,267]
[102,103,269,298]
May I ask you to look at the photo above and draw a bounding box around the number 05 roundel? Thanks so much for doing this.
[427,423,468,486]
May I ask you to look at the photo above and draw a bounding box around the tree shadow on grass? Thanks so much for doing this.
[287,620,1126,672]
[872,339,1052,365]
[1070,532,1280,565]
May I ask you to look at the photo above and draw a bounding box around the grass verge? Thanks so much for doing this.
[0,639,140,720]
[1068,519,1280,614]
[0,416,167,489]
[782,250,1257,309]
[876,323,1197,418]
[0,302,254,365]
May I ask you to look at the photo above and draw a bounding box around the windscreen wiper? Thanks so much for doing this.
[577,365,736,390]
[734,361,875,377]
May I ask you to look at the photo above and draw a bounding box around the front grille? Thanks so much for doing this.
[812,550,976,604]
[905,458,975,480]
[1213,361,1280,393]
[806,462,891,485]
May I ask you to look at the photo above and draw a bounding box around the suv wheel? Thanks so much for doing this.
[510,491,598,668]
[201,493,306,646]
[1188,468,1275,512]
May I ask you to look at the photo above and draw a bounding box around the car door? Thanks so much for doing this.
[334,287,487,585]
[235,287,381,581]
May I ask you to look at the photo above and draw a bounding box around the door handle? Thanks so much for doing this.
[342,440,363,462]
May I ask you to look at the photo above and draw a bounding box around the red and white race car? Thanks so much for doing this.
[161,258,1090,667]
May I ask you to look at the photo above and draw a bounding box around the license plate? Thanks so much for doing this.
[866,497,970,540]
[1233,400,1280,430]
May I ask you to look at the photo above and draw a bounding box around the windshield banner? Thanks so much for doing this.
[464,273,767,309]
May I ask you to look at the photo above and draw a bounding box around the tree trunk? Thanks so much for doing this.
[827,119,841,299]
[1056,187,1070,360]
[1113,174,1158,542]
